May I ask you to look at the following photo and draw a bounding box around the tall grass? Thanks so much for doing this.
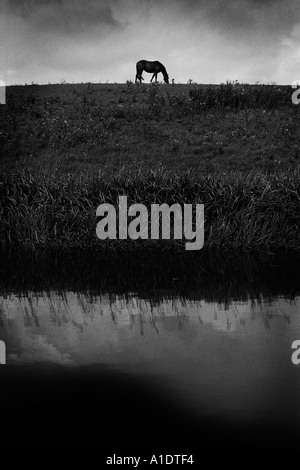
[0,167,299,251]
[189,82,290,111]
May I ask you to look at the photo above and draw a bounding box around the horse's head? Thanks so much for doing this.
[164,73,169,84]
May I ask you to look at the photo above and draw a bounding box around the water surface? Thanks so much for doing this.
[1,290,299,449]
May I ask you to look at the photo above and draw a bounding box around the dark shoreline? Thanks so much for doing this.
[1,248,300,302]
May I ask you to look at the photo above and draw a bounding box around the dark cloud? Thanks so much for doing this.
[141,0,300,37]
[200,0,299,36]
[4,1,64,18]
[3,0,122,35]
[3,0,299,39]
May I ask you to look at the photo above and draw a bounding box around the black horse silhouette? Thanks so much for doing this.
[135,60,169,84]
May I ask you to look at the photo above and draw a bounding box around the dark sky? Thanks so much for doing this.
[1,0,300,84]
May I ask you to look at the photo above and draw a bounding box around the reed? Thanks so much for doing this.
[1,167,299,251]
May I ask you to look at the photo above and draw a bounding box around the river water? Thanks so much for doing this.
[1,289,299,449]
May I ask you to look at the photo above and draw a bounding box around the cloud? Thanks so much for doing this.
[147,0,300,42]
[3,0,300,39]
[1,0,300,84]
[5,0,299,38]
[3,0,122,35]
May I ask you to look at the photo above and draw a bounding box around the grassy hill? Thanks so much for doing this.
[1,81,299,175]
[1,82,299,252]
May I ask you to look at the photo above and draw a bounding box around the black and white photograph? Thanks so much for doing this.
[0,0,300,455]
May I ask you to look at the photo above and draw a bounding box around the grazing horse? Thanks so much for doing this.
[135,60,169,84]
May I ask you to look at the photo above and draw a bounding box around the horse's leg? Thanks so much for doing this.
[150,73,155,82]
[136,64,143,83]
